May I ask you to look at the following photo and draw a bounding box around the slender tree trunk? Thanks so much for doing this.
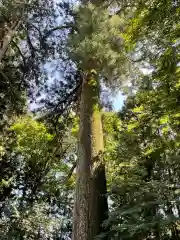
[72,72,108,240]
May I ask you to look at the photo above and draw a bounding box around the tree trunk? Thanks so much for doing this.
[0,19,22,62]
[89,102,109,239]
[72,72,108,240]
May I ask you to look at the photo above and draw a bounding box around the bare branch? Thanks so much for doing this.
[11,40,26,67]
[63,162,76,183]
[43,23,77,40]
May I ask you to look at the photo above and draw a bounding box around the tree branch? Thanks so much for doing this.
[60,152,105,185]
[26,33,37,58]
[0,19,22,62]
[63,162,77,183]
[11,40,26,67]
[0,70,11,84]
[35,74,83,121]
[43,23,77,40]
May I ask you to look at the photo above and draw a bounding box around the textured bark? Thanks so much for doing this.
[89,110,109,239]
[72,2,109,239]
[0,19,22,62]
[72,72,108,240]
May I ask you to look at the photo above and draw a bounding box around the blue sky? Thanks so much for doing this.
[112,67,155,111]
[113,92,125,111]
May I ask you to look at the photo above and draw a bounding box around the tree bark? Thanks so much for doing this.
[89,103,109,239]
[72,72,108,240]
[0,19,22,62]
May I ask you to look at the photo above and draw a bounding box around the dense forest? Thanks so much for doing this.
[0,0,180,239]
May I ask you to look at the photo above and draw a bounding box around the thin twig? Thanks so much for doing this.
[0,70,11,84]
[11,40,26,67]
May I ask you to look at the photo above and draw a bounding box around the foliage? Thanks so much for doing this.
[67,3,131,87]
[100,0,180,239]
[0,116,74,239]
[1,0,180,239]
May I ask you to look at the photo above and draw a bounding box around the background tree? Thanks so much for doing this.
[101,0,180,239]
